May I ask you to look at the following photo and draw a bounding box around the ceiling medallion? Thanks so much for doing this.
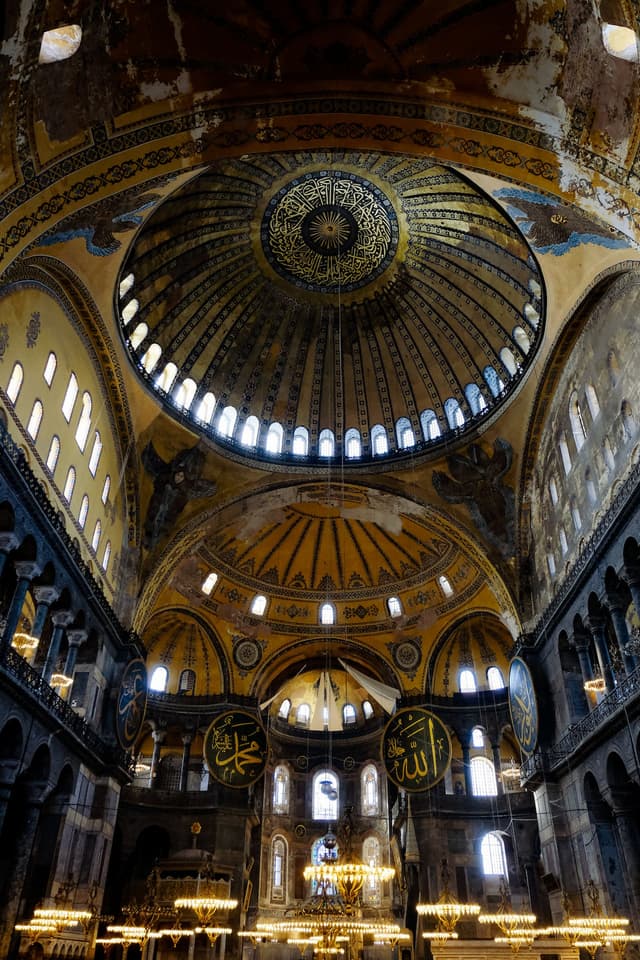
[262,170,398,293]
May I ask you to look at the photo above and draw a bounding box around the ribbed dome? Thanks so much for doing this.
[119,150,543,464]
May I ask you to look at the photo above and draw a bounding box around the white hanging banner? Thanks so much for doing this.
[338,658,400,714]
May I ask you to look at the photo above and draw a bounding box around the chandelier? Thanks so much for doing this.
[417,858,481,933]
[174,896,237,925]
[478,880,536,936]
[11,631,39,655]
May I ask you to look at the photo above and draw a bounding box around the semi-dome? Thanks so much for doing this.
[119,150,543,465]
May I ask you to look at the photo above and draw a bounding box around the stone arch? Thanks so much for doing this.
[0,717,23,762]
[558,630,588,723]
[583,770,629,916]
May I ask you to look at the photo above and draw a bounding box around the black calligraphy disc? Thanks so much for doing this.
[508,657,539,755]
[115,658,147,750]
[381,707,452,793]
[203,710,268,788]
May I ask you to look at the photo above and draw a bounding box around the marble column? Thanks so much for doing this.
[622,564,640,622]
[572,631,595,699]
[42,610,74,683]
[605,591,637,674]
[611,802,640,919]
[0,560,40,652]
[63,628,87,678]
[31,585,60,640]
[180,734,193,792]
[584,616,615,694]
[149,729,166,789]
[0,781,45,958]
[461,743,473,796]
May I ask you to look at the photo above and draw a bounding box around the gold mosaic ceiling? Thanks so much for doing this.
[120,151,543,462]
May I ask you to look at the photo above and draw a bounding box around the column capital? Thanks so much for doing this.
[621,563,640,588]
[181,733,193,746]
[33,585,60,606]
[13,560,41,580]
[51,610,74,629]
[571,628,592,652]
[65,629,87,647]
[583,614,606,635]
[151,729,166,744]
[0,532,19,553]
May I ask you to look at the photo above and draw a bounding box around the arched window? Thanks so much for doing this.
[240,415,259,448]
[293,426,308,455]
[149,665,168,692]
[273,765,290,814]
[547,552,556,577]
[319,429,335,457]
[297,703,311,727]
[483,365,504,398]
[91,519,102,551]
[343,703,357,726]
[603,436,615,472]
[585,470,597,504]
[586,384,600,420]
[26,400,43,440]
[313,770,339,820]
[201,572,218,595]
[524,302,540,328]
[88,432,102,475]
[75,391,92,451]
[39,24,82,63]
[61,374,79,421]
[311,836,338,893]
[471,727,484,748]
[78,494,89,529]
[361,764,379,816]
[459,669,477,693]
[345,428,361,459]
[559,434,572,474]
[420,409,441,440]
[129,322,148,350]
[121,298,139,325]
[471,756,498,796]
[464,384,486,416]
[444,398,465,430]
[178,668,196,694]
[500,347,518,376]
[63,466,76,503]
[571,498,582,531]
[251,594,267,616]
[141,342,161,373]
[362,700,374,720]
[6,362,24,404]
[265,422,283,454]
[602,22,639,61]
[217,405,237,438]
[102,541,111,572]
[46,435,60,474]
[101,475,111,504]
[119,272,135,298]
[278,698,291,720]
[195,391,216,424]
[512,326,530,354]
[320,602,335,625]
[438,574,453,598]
[362,836,382,903]
[569,392,587,451]
[559,526,568,555]
[174,377,197,411]
[481,832,508,876]
[387,596,402,618]
[371,424,388,455]
[621,400,636,440]
[396,417,415,449]
[548,476,559,505]
[155,362,178,393]
[43,352,57,386]
[487,666,504,690]
[271,836,286,901]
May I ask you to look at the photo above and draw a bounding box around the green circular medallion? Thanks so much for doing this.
[381,707,452,792]
[203,710,267,788]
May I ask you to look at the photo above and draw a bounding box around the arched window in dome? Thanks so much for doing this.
[487,666,505,690]
[88,432,102,476]
[569,392,587,451]
[155,362,178,393]
[464,385,486,416]
[438,574,453,598]
[362,836,382,904]
[319,429,335,457]
[101,475,111,504]
[119,273,135,298]
[63,467,76,503]
[177,669,196,694]
[297,703,311,727]
[43,352,57,386]
[471,727,484,748]
[622,400,636,441]
[78,494,89,529]
[174,377,197,411]
[320,602,336,626]
[420,409,441,440]
[149,665,168,692]
[217,405,237,439]
[6,362,23,404]
[361,764,379,816]
[471,756,498,796]
[500,347,518,377]
[141,342,162,374]
[559,525,568,555]
[129,322,148,350]
[91,519,102,551]
[266,422,283,454]
[39,24,82,63]
[293,426,309,456]
[102,541,111,572]
[362,700,374,720]
[345,428,361,459]
[313,770,339,820]
[46,436,60,474]
[371,424,388,455]
[343,703,357,726]
[481,832,508,876]
[586,384,600,420]
[444,398,465,430]
[26,400,43,441]
[603,436,615,472]
[513,326,530,355]
[459,668,477,693]
[75,392,92,451]
[201,572,218,595]
[121,298,139,325]
[585,469,597,504]
[548,476,559,506]
[195,391,216,424]
[396,417,415,449]
[251,594,267,616]
[524,302,540,328]
[602,22,639,61]
[571,498,582,531]
[547,552,556,577]
[559,434,572,474]
[241,415,260,448]
[483,366,504,398]
[278,699,291,720]
[62,373,78,421]
[273,765,290,813]
[387,596,402,618]
[271,836,287,901]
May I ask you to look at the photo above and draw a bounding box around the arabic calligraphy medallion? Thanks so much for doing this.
[203,710,268,788]
[508,657,538,755]
[381,707,452,792]
[115,658,147,750]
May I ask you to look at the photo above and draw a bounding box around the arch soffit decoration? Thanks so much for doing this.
[141,604,231,695]
[426,609,516,693]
